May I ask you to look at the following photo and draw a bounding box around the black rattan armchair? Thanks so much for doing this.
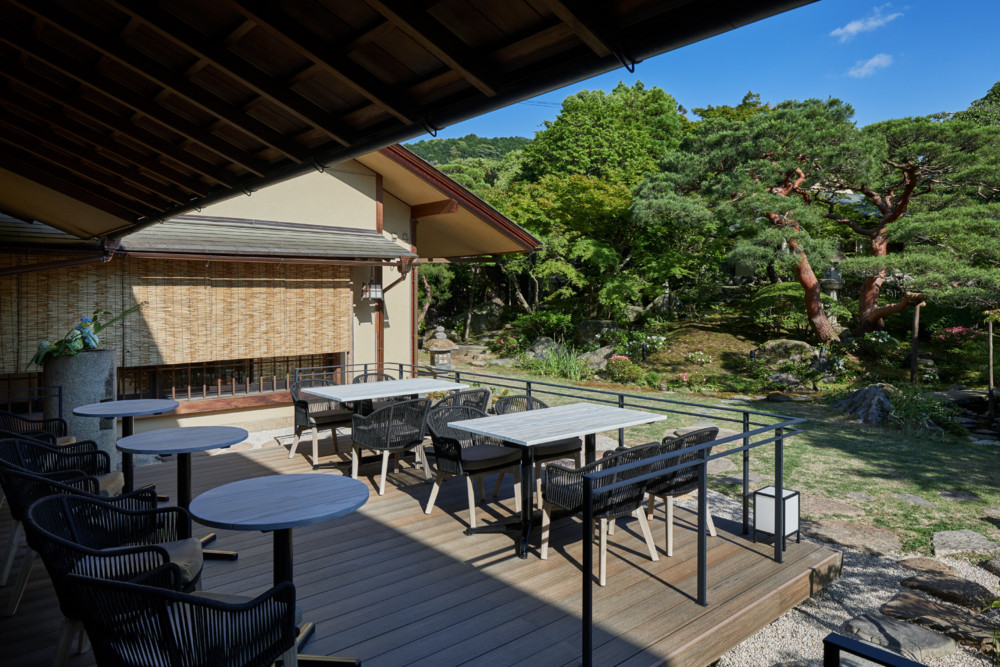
[432,388,492,412]
[540,445,660,586]
[648,427,719,556]
[424,406,521,529]
[0,409,74,445]
[287,378,353,467]
[62,574,299,667]
[351,397,431,495]
[350,371,398,416]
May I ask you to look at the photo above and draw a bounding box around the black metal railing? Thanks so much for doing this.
[296,361,804,666]
[0,383,63,419]
[822,633,924,666]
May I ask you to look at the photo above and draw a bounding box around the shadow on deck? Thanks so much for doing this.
[0,442,841,666]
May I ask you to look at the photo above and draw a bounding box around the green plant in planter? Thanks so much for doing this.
[30,303,143,367]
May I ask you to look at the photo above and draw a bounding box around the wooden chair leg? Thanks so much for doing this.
[351,445,360,479]
[4,548,35,616]
[493,472,504,499]
[378,450,390,496]
[424,472,446,514]
[288,428,301,459]
[76,624,90,655]
[52,618,80,667]
[279,645,299,667]
[704,497,718,537]
[665,495,675,557]
[477,477,486,503]
[311,429,319,467]
[466,477,478,528]
[1,521,23,585]
[647,494,656,519]
[635,509,659,562]
[540,504,551,560]
[420,442,433,480]
[513,467,522,513]
[599,518,608,587]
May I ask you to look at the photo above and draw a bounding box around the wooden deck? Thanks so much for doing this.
[1,444,841,666]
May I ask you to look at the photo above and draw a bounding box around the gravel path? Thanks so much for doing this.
[671,490,1000,667]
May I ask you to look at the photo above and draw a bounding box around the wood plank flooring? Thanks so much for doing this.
[0,444,841,666]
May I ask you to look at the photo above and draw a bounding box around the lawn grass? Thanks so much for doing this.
[448,358,1000,557]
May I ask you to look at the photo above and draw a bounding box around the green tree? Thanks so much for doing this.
[690,91,770,124]
[519,81,685,187]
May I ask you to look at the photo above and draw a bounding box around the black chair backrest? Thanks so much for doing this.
[493,394,547,415]
[648,427,720,496]
[0,410,67,437]
[434,388,492,412]
[352,372,394,384]
[426,405,486,448]
[0,436,108,478]
[574,445,659,520]
[290,378,342,412]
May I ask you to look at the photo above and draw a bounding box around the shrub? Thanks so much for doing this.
[604,354,644,384]
[854,331,901,360]
[747,283,852,336]
[520,348,591,382]
[488,335,521,358]
[886,385,963,436]
[686,350,713,366]
[642,371,661,388]
[512,311,574,343]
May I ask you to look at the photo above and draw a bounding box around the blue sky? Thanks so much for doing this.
[423,1,1000,141]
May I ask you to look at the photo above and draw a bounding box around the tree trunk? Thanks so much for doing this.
[766,261,781,284]
[910,302,922,386]
[792,254,839,344]
[464,288,473,342]
[418,271,433,326]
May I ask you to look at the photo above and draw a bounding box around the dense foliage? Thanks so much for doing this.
[405,135,529,164]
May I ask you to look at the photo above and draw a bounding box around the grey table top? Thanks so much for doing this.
[116,425,249,455]
[448,402,667,446]
[189,474,369,532]
[301,377,468,402]
[73,398,180,418]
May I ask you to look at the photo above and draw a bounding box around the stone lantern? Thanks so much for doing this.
[424,326,459,370]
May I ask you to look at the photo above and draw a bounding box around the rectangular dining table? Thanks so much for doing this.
[448,402,667,558]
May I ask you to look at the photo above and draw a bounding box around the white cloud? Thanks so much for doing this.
[831,4,903,42]
[847,53,894,78]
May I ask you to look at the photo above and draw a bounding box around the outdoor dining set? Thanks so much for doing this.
[0,372,722,666]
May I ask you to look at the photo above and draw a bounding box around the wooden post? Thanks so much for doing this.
[910,302,922,386]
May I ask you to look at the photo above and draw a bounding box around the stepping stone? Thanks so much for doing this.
[983,507,1000,520]
[800,519,901,555]
[728,395,754,401]
[800,494,863,517]
[970,439,1000,446]
[933,529,1000,557]
[940,489,980,501]
[847,491,875,502]
[898,557,958,576]
[891,493,934,507]
[845,612,957,661]
[789,395,813,401]
[982,557,1000,577]
[901,572,995,610]
[706,457,736,474]
[882,591,997,650]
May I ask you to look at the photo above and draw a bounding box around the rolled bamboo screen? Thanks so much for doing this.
[0,254,351,373]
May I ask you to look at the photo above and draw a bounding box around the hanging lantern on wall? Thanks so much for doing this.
[361,267,383,301]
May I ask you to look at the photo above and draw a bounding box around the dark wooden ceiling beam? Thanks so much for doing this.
[0,85,212,198]
[13,0,309,165]
[411,199,458,219]
[0,65,236,189]
[0,106,188,205]
[539,0,615,57]
[0,21,269,175]
[362,0,499,97]
[106,1,354,148]
[228,0,419,126]
[0,142,152,221]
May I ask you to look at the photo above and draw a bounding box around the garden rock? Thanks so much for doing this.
[489,358,517,367]
[766,391,792,402]
[758,339,814,361]
[800,519,901,555]
[844,612,957,661]
[575,320,618,346]
[891,493,934,507]
[898,557,958,576]
[769,372,802,388]
[706,457,736,475]
[576,345,615,371]
[525,336,566,359]
[932,529,1000,557]
[831,384,895,425]
[984,507,1000,520]
[981,557,1000,577]
[901,572,995,611]
[847,491,875,502]
[882,591,997,650]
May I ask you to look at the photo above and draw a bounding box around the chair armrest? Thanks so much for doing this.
[56,440,100,455]
[129,562,184,590]
[45,448,111,477]
[90,503,194,544]
[19,429,58,444]
[103,486,160,511]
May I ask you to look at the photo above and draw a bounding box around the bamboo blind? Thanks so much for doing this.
[0,254,351,373]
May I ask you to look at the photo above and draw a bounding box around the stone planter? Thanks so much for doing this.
[43,348,118,465]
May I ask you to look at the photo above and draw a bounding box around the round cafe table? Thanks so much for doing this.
[73,398,179,493]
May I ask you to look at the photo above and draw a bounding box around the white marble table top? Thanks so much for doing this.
[116,425,249,455]
[73,398,179,418]
[448,402,667,446]
[190,474,369,532]
[301,377,468,403]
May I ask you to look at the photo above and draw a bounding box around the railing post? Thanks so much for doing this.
[742,411,750,535]
[582,475,594,667]
[774,426,784,564]
[618,394,625,447]
[525,381,532,397]
[698,444,708,606]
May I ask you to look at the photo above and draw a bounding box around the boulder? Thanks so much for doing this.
[900,572,995,611]
[844,612,957,661]
[769,372,802,388]
[577,345,615,371]
[882,591,997,650]
[831,384,896,425]
[525,336,566,360]
[766,391,792,403]
[898,557,958,576]
[932,529,1000,557]
[758,339,815,362]
[575,320,618,346]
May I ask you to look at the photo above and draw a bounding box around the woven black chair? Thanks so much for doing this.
[493,395,582,499]
[287,378,353,467]
[540,445,660,586]
[0,409,75,445]
[350,371,399,416]
[424,406,521,528]
[432,388,492,412]
[62,573,299,667]
[351,397,431,496]
[2,467,158,662]
[0,436,123,590]
[648,427,720,556]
